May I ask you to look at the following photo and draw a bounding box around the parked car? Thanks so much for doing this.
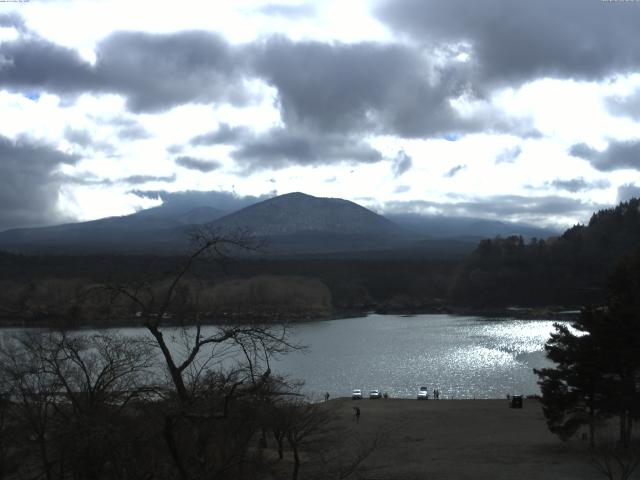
[417,386,429,400]
[369,389,381,399]
[352,389,362,399]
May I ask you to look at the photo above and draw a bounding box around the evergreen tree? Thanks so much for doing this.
[535,248,640,446]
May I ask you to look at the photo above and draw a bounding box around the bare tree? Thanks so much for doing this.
[590,444,640,480]
[107,227,301,480]
[0,330,156,480]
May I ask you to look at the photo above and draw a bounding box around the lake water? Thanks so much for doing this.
[274,314,566,400]
[2,314,570,401]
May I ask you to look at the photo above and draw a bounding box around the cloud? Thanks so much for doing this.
[64,127,116,154]
[0,19,535,137]
[0,28,249,112]
[129,189,274,213]
[190,123,250,146]
[569,140,640,171]
[377,0,640,89]
[392,150,412,177]
[121,174,176,185]
[383,194,605,227]
[495,146,521,164]
[0,35,97,95]
[617,183,640,203]
[110,118,151,140]
[444,164,466,177]
[249,36,524,138]
[175,155,222,172]
[61,172,176,186]
[549,177,610,193]
[231,127,383,173]
[257,4,315,18]
[0,12,26,31]
[166,144,183,154]
[606,89,640,120]
[394,185,411,194]
[0,135,79,230]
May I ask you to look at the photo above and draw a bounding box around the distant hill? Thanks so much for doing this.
[450,197,640,308]
[386,213,558,241]
[0,191,558,256]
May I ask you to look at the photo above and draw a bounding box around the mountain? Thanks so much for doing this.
[212,192,402,236]
[0,191,557,256]
[386,213,559,241]
[0,203,228,254]
[0,192,409,255]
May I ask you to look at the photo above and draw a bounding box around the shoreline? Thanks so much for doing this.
[0,305,582,329]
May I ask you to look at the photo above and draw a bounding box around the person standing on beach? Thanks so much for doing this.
[325,392,330,402]
[353,406,360,423]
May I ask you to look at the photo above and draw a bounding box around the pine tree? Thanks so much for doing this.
[535,248,640,446]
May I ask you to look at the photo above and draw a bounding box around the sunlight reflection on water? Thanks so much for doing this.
[272,314,571,400]
[0,314,571,401]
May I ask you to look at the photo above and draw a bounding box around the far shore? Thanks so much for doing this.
[0,305,582,329]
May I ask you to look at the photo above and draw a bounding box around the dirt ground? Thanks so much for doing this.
[317,398,610,480]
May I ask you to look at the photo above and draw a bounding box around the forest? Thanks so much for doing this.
[1,197,640,327]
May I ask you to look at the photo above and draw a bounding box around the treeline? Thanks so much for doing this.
[450,197,640,309]
[2,197,640,324]
[535,247,640,476]
[0,254,458,326]
[0,231,382,480]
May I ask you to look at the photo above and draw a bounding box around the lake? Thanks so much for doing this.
[1,314,570,401]
[273,314,567,400]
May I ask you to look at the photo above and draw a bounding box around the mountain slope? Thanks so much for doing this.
[449,197,640,308]
[212,192,403,236]
[386,213,559,240]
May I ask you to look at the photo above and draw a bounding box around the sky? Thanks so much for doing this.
[1,0,640,231]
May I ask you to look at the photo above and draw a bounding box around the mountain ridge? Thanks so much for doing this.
[0,192,557,256]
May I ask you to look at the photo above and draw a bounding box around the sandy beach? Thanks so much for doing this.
[320,398,606,480]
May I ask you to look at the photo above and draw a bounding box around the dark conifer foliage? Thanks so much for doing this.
[535,248,640,446]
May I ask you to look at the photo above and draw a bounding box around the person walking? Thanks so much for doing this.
[353,406,360,423]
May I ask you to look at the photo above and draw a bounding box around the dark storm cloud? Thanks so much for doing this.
[0,135,79,230]
[617,183,640,202]
[444,165,466,178]
[392,150,412,177]
[549,177,610,193]
[495,146,522,164]
[0,35,97,94]
[129,189,273,213]
[249,36,528,138]
[0,16,536,137]
[231,128,383,173]
[94,31,249,112]
[569,140,640,171]
[190,123,251,146]
[175,155,222,172]
[257,4,315,18]
[383,194,604,226]
[377,0,640,88]
[0,28,248,112]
